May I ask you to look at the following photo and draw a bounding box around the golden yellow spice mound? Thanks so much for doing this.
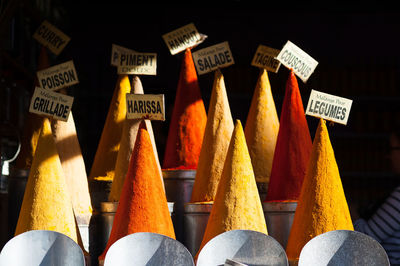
[286,119,353,262]
[15,118,78,243]
[190,69,234,203]
[244,68,279,184]
[89,74,131,181]
[51,112,93,224]
[108,76,162,202]
[197,120,267,256]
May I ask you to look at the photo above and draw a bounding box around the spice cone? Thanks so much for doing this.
[15,118,78,243]
[163,48,207,170]
[15,46,50,169]
[89,74,131,181]
[108,76,162,202]
[285,119,354,262]
[99,125,175,261]
[265,70,312,201]
[244,68,279,184]
[51,112,93,224]
[190,69,234,202]
[197,120,267,256]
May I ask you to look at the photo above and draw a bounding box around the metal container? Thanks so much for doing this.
[256,182,268,201]
[163,169,195,243]
[88,180,113,212]
[183,202,212,256]
[262,201,297,249]
[89,201,118,266]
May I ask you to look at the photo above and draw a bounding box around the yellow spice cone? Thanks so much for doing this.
[108,76,162,202]
[89,74,131,181]
[244,68,279,184]
[15,118,78,243]
[286,119,353,262]
[51,112,93,224]
[190,69,234,203]
[197,120,268,256]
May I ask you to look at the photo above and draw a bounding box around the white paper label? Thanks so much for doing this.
[251,45,281,73]
[29,87,74,121]
[306,89,352,125]
[33,20,70,55]
[192,41,234,75]
[277,41,318,83]
[37,60,79,91]
[126,94,165,120]
[111,44,137,67]
[162,23,204,55]
[117,52,157,75]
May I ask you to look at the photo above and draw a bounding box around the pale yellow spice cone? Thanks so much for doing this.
[108,76,162,202]
[190,69,234,203]
[51,112,93,224]
[197,120,268,256]
[244,68,279,184]
[15,118,78,243]
[285,119,353,262]
[89,74,131,181]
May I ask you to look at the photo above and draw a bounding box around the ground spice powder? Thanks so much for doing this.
[163,48,207,170]
[265,70,312,201]
[285,119,354,262]
[244,68,279,184]
[99,125,175,261]
[197,120,268,256]
[15,118,78,243]
[108,76,162,202]
[89,74,131,181]
[190,69,234,203]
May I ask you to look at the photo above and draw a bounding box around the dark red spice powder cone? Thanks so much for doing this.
[265,70,312,201]
[162,48,207,170]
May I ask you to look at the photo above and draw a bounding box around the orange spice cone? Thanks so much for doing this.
[285,119,354,262]
[244,68,279,184]
[15,46,50,169]
[15,118,78,243]
[163,48,207,170]
[108,75,162,202]
[89,74,131,181]
[197,120,268,256]
[190,69,234,203]
[51,112,93,224]
[98,125,175,261]
[265,70,312,201]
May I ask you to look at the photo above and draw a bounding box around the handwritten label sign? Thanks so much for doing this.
[192,41,234,75]
[306,89,353,125]
[277,41,318,83]
[29,87,74,121]
[126,94,165,120]
[251,45,281,73]
[33,20,70,55]
[162,23,204,55]
[37,60,79,91]
[111,44,137,67]
[117,52,157,75]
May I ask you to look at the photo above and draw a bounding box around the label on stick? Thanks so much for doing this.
[118,51,157,75]
[162,23,204,55]
[277,41,318,83]
[306,89,352,125]
[29,87,74,122]
[251,45,281,73]
[33,20,70,55]
[37,60,79,91]
[192,41,234,75]
[111,44,137,67]
[126,94,165,121]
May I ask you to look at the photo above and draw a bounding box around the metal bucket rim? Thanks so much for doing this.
[262,201,298,212]
[100,201,119,212]
[184,202,213,213]
[162,169,196,179]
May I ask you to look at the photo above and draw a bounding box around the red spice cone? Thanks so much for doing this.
[265,70,312,201]
[99,127,175,261]
[163,48,207,170]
